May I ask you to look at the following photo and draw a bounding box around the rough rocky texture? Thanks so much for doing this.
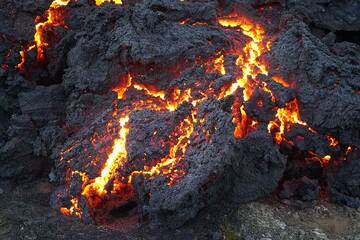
[287,0,360,31]
[279,176,320,201]
[327,149,360,208]
[0,85,66,180]
[231,130,287,202]
[267,17,360,150]
[127,109,186,166]
[1,179,360,240]
[132,98,236,227]
[0,0,359,231]
[222,201,360,240]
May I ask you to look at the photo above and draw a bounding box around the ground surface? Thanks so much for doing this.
[1,178,359,240]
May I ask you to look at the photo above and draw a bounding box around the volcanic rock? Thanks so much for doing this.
[327,149,360,208]
[1,0,360,231]
[131,98,235,227]
[279,176,320,201]
[267,17,360,150]
[287,0,360,31]
[18,85,65,125]
[126,108,187,170]
[231,130,287,202]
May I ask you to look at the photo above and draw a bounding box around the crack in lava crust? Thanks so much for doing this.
[17,1,354,224]
[59,13,336,220]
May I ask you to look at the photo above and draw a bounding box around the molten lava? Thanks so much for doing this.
[60,197,82,217]
[96,0,123,6]
[327,135,339,147]
[130,111,196,186]
[17,0,123,70]
[214,54,226,75]
[218,15,269,101]
[82,116,129,197]
[267,99,308,144]
[60,13,325,219]
[21,3,347,221]
[16,0,70,70]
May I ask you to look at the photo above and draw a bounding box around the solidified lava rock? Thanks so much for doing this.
[279,176,320,201]
[1,0,360,229]
[287,0,360,32]
[267,16,360,151]
[327,149,360,208]
[126,109,185,167]
[129,98,287,227]
[63,0,229,93]
[132,98,236,227]
[54,98,120,181]
[0,84,66,180]
[231,130,287,202]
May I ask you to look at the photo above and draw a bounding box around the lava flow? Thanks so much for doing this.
[17,0,70,70]
[96,0,123,5]
[17,0,123,70]
[17,2,351,223]
[59,12,342,220]
[217,14,270,100]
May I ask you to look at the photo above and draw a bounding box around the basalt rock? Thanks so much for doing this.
[267,17,360,151]
[327,149,360,208]
[0,84,66,180]
[231,130,287,202]
[132,98,236,227]
[287,0,360,32]
[0,0,359,230]
[279,176,320,201]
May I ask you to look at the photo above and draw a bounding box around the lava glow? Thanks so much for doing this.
[327,135,339,147]
[34,0,70,61]
[272,75,290,88]
[17,0,124,70]
[18,4,344,220]
[96,0,123,6]
[232,97,256,139]
[16,0,70,69]
[82,116,129,197]
[267,99,308,144]
[218,15,269,101]
[60,197,82,217]
[214,54,226,75]
[130,112,196,186]
[216,15,270,138]
[62,13,333,219]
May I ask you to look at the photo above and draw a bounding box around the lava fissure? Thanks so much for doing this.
[4,0,358,227]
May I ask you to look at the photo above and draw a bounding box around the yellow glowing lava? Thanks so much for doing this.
[95,0,123,6]
[129,112,195,185]
[214,54,226,75]
[267,99,307,144]
[82,116,129,196]
[217,15,270,101]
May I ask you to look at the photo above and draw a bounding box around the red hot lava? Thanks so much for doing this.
[16,1,354,222]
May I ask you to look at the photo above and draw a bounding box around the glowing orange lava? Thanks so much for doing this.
[60,197,82,217]
[231,97,253,138]
[327,135,339,147]
[130,111,196,185]
[53,10,346,220]
[267,99,307,144]
[82,115,129,198]
[272,75,290,88]
[95,0,123,5]
[16,0,70,70]
[218,15,269,101]
[214,54,226,75]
